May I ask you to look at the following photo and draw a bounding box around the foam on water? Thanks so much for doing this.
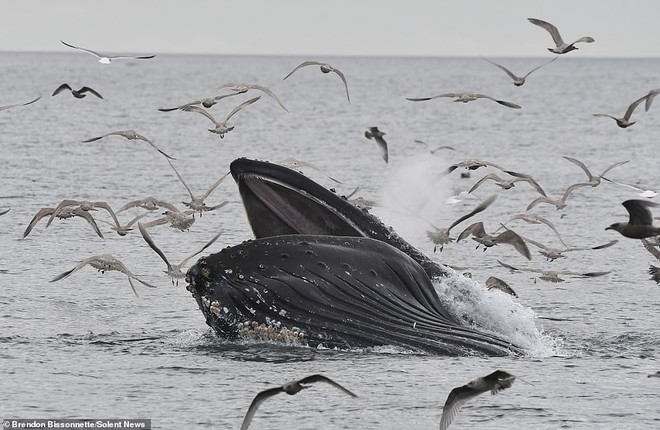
[432,269,561,357]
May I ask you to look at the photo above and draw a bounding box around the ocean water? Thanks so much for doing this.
[1,52,660,429]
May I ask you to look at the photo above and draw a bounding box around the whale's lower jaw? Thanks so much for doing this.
[186,235,522,357]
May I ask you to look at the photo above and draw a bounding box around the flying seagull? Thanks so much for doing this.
[45,199,120,233]
[50,254,157,297]
[592,92,657,128]
[527,18,594,54]
[426,194,497,252]
[138,222,222,285]
[458,222,532,259]
[0,96,41,112]
[407,92,521,109]
[116,197,179,213]
[439,370,516,430]
[82,129,175,160]
[240,374,357,430]
[364,127,388,163]
[167,159,230,216]
[157,91,242,112]
[52,83,103,99]
[60,40,155,64]
[140,209,196,232]
[23,207,104,238]
[178,96,261,138]
[606,199,660,239]
[468,172,546,196]
[214,82,287,112]
[498,259,611,283]
[283,60,350,102]
[481,56,557,86]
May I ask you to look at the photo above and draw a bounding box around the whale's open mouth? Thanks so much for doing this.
[230,158,368,239]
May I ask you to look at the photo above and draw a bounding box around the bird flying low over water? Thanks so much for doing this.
[601,176,658,199]
[481,56,557,86]
[138,222,222,285]
[50,254,157,297]
[23,206,104,238]
[178,96,261,138]
[364,126,388,163]
[458,222,532,259]
[527,18,594,54]
[426,194,497,252]
[82,129,175,160]
[592,92,658,128]
[167,159,230,216]
[0,96,40,112]
[498,259,611,283]
[439,370,516,430]
[283,60,350,102]
[240,374,357,430]
[52,83,103,99]
[606,200,660,239]
[214,82,287,112]
[407,92,521,109]
[60,40,155,64]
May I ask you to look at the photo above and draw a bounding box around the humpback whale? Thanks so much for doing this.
[185,158,524,356]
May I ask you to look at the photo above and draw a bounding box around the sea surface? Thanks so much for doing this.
[1,52,660,429]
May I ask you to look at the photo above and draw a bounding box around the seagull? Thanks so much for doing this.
[499,212,567,247]
[481,56,557,86]
[23,207,104,238]
[240,374,357,430]
[439,370,515,430]
[52,83,103,99]
[138,222,222,285]
[592,93,657,128]
[0,96,41,112]
[157,91,242,111]
[140,209,196,232]
[50,254,157,297]
[485,276,518,297]
[97,212,150,236]
[45,199,120,234]
[116,197,179,213]
[447,159,530,178]
[82,130,175,160]
[214,82,287,112]
[364,127,388,163]
[407,92,521,109]
[0,208,10,216]
[601,176,658,199]
[522,235,618,261]
[167,160,229,216]
[278,157,343,184]
[527,18,594,54]
[426,194,497,252]
[562,156,629,187]
[414,140,455,154]
[60,40,156,64]
[498,259,611,283]
[283,60,350,102]
[606,200,660,239]
[458,222,532,259]
[468,172,546,196]
[526,156,606,211]
[178,96,261,138]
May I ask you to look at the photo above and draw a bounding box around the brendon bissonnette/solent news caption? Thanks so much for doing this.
[2,420,151,429]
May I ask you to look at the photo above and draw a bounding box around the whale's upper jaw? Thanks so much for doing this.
[230,158,370,239]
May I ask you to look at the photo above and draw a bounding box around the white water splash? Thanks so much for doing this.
[433,268,562,357]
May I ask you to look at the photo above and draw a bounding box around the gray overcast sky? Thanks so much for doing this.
[1,0,659,58]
